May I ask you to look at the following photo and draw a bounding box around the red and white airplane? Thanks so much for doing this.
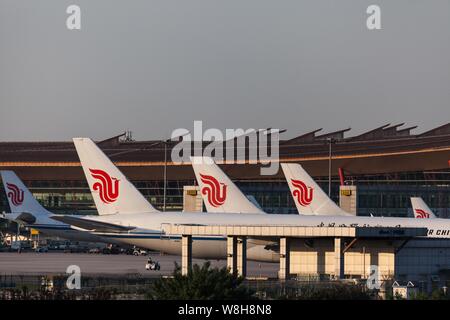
[191,157,351,217]
[51,138,450,263]
[52,138,279,261]
[0,171,109,243]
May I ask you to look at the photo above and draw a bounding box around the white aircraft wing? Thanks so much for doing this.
[51,215,136,233]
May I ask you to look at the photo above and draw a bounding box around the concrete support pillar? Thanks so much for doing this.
[334,237,345,279]
[227,236,237,275]
[370,251,379,270]
[339,185,357,215]
[183,186,203,212]
[226,236,246,277]
[279,237,290,280]
[237,237,247,278]
[181,235,192,276]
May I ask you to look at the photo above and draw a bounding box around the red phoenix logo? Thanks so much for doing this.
[89,169,120,204]
[200,174,227,207]
[415,209,430,219]
[291,179,313,207]
[6,183,24,206]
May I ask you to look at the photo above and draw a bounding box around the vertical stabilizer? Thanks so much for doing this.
[191,157,265,214]
[411,197,436,218]
[281,163,351,216]
[73,138,159,215]
[0,170,51,215]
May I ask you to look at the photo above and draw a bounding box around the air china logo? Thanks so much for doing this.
[415,209,430,219]
[89,169,119,204]
[6,183,24,206]
[199,174,227,207]
[291,179,313,206]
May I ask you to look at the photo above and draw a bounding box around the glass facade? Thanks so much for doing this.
[345,169,450,218]
[1,170,449,218]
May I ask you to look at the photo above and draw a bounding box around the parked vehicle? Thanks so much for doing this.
[35,246,49,253]
[102,246,121,254]
[88,248,101,254]
[10,241,31,252]
[48,244,60,250]
[64,244,88,253]
[133,248,148,256]
[47,241,67,250]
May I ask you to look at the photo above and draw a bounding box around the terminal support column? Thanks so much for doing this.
[237,237,247,278]
[227,236,247,278]
[334,237,345,279]
[227,236,237,274]
[279,237,290,280]
[181,235,192,276]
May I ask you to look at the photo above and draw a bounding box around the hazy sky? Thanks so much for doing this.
[1,0,449,141]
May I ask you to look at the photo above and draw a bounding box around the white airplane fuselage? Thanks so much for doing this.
[64,211,450,262]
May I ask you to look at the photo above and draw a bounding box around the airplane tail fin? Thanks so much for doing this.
[190,157,265,214]
[281,163,351,216]
[73,138,159,215]
[0,171,51,216]
[411,197,436,218]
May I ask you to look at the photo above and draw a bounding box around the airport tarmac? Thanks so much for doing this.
[0,252,279,278]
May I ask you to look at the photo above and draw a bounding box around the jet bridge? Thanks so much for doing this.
[162,224,428,279]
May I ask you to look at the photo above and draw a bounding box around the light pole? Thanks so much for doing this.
[107,132,188,211]
[159,138,173,212]
[162,132,189,211]
[327,138,335,197]
[163,140,168,212]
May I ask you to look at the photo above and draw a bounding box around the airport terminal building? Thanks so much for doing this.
[1,123,450,217]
